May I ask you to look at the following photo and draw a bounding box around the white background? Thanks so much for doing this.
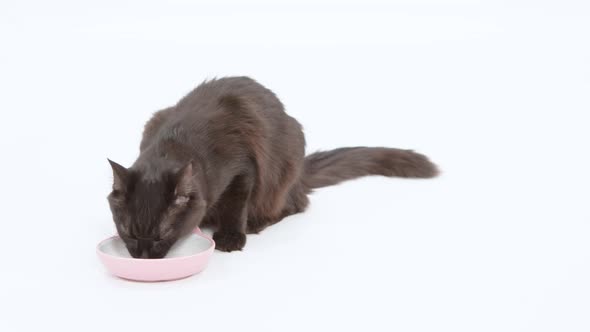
[1,1,589,331]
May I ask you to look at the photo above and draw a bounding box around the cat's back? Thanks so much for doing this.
[175,76,283,114]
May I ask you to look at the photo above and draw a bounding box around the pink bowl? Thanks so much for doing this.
[97,228,215,282]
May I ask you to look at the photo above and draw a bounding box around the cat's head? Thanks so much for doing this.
[106,159,206,258]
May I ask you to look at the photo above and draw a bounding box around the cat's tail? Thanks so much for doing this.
[303,147,438,190]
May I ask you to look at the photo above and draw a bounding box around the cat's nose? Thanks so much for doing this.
[137,238,154,258]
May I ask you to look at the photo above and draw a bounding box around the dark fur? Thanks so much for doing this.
[107,77,438,257]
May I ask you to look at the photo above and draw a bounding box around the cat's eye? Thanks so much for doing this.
[119,234,137,247]
[174,195,190,205]
[124,238,138,248]
[152,240,164,251]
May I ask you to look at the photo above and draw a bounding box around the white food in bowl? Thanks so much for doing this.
[98,233,212,259]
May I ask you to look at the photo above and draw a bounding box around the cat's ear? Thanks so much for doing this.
[108,159,129,192]
[174,162,195,205]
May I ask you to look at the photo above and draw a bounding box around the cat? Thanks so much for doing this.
[107,77,438,258]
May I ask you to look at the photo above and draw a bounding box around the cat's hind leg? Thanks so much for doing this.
[246,182,309,234]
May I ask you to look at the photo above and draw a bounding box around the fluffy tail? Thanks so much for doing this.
[303,147,438,189]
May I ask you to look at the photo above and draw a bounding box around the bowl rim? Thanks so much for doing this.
[96,228,215,262]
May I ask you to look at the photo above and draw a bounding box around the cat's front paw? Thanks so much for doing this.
[213,231,246,252]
